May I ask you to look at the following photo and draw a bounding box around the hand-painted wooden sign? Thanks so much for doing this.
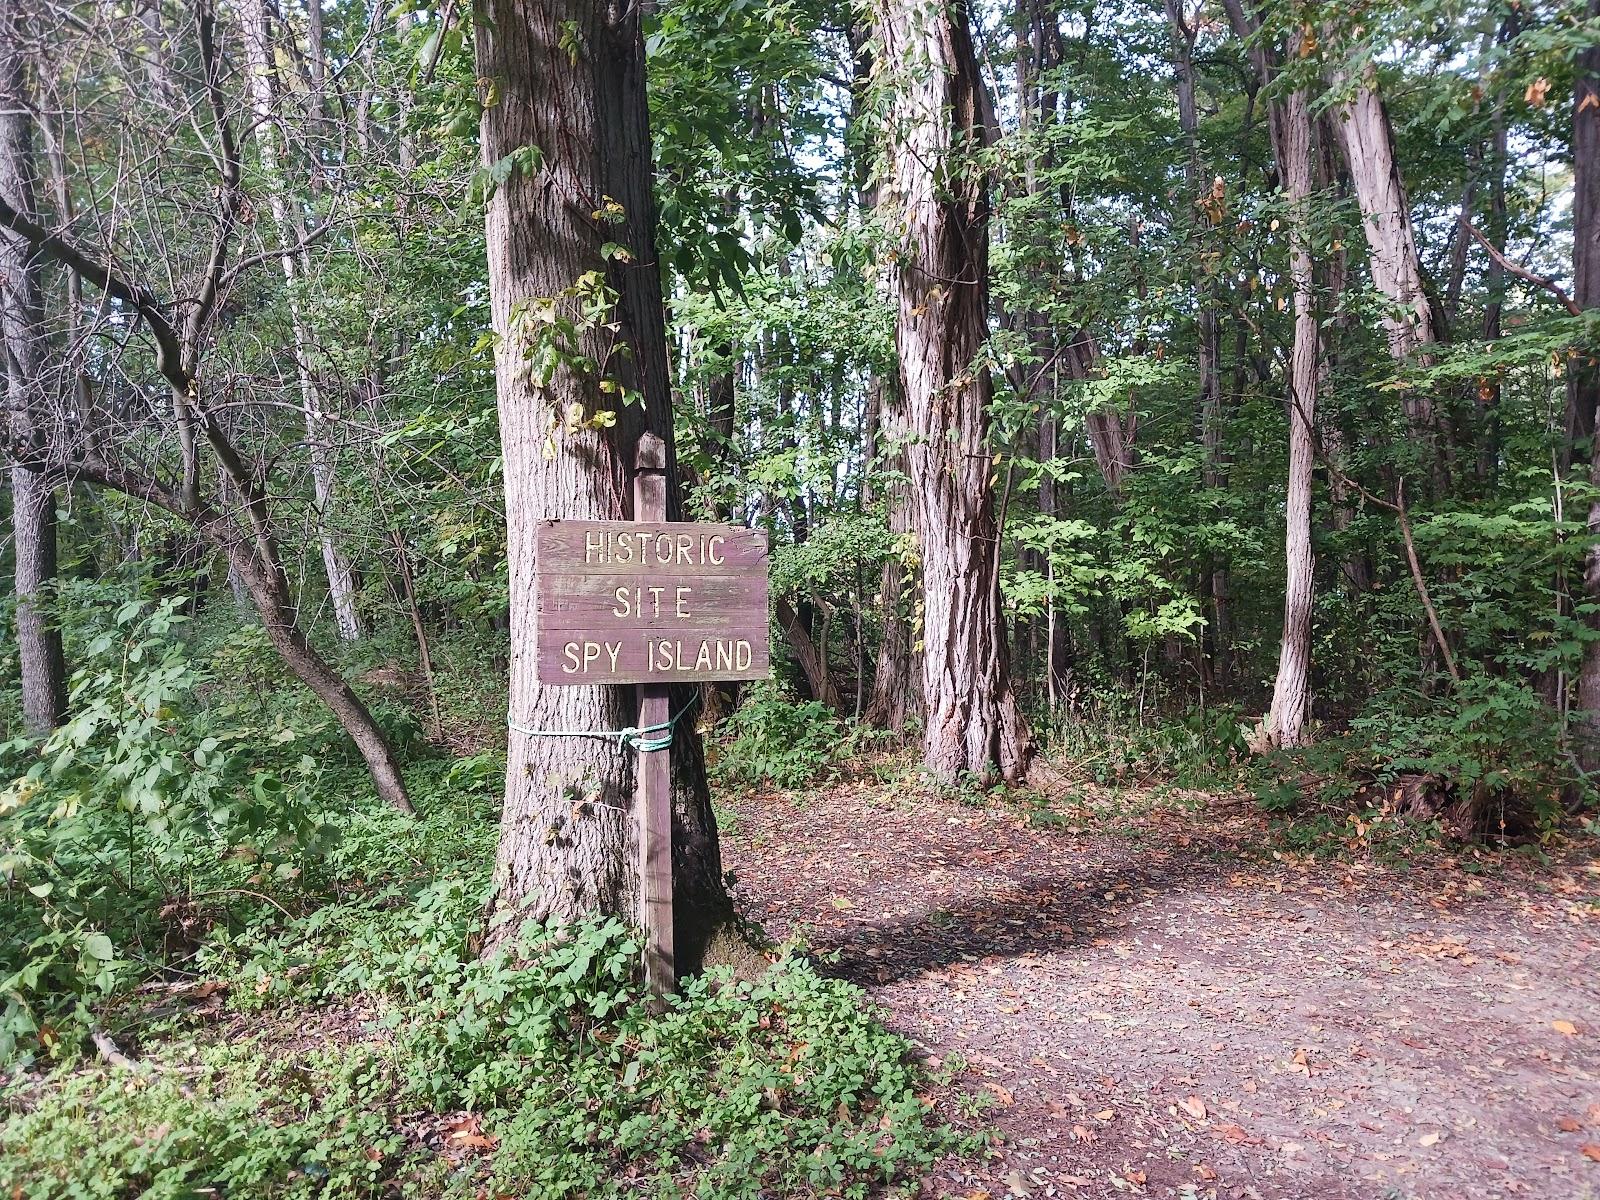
[534,519,770,685]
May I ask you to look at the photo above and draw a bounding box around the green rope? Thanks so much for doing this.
[508,697,697,754]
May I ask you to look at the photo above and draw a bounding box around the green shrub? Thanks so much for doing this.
[1,1046,406,1200]
[4,920,960,1200]
[0,597,344,1064]
[1247,673,1584,842]
[715,685,843,789]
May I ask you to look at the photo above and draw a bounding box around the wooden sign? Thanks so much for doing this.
[534,520,770,685]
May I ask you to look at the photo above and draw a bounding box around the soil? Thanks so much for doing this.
[721,776,1600,1200]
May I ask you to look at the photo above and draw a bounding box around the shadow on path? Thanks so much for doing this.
[817,853,1226,987]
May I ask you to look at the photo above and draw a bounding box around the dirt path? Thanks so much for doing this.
[722,780,1600,1200]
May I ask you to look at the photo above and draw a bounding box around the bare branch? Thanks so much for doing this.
[0,192,187,388]
[1459,215,1583,318]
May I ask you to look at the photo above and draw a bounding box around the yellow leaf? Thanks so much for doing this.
[1555,1019,1580,1036]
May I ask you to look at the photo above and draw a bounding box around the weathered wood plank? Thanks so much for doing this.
[534,519,769,685]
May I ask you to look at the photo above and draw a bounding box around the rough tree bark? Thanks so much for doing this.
[240,0,363,642]
[1331,62,1447,489]
[0,19,67,734]
[877,0,1032,783]
[476,0,729,958]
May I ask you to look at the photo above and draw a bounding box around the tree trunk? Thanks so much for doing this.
[1331,64,1447,490]
[240,0,363,643]
[777,595,843,711]
[1037,409,1074,704]
[854,21,922,735]
[476,0,729,959]
[228,535,413,813]
[1166,0,1231,679]
[877,0,1031,784]
[1573,0,1600,771]
[1224,0,1319,748]
[863,379,924,731]
[1261,88,1319,750]
[0,22,67,735]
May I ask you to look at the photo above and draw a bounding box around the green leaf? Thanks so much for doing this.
[83,933,114,961]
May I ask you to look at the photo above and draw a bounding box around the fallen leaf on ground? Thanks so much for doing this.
[1179,1094,1207,1119]
[985,1081,1015,1106]
[1559,1117,1583,1133]
[1554,1019,1579,1036]
[1582,1145,1600,1163]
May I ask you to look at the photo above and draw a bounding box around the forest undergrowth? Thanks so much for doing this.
[7,598,1593,1198]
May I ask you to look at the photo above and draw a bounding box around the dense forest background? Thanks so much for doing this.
[2,0,1598,1195]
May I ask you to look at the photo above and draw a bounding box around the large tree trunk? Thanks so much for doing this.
[1332,64,1447,489]
[476,0,728,958]
[877,0,1031,784]
[1573,0,1600,771]
[240,0,363,643]
[0,21,67,735]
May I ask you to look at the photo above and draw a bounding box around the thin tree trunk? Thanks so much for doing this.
[1167,0,1231,678]
[0,2,411,813]
[0,22,67,735]
[877,0,1032,783]
[863,378,924,731]
[1573,0,1600,770]
[777,595,842,711]
[240,0,362,643]
[1263,87,1319,749]
[1224,0,1319,747]
[476,0,729,959]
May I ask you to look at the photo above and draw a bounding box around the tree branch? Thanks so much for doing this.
[0,194,187,389]
[1459,215,1582,318]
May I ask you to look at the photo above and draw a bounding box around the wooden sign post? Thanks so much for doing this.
[533,433,769,996]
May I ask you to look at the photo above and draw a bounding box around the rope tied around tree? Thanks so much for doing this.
[507,696,699,754]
